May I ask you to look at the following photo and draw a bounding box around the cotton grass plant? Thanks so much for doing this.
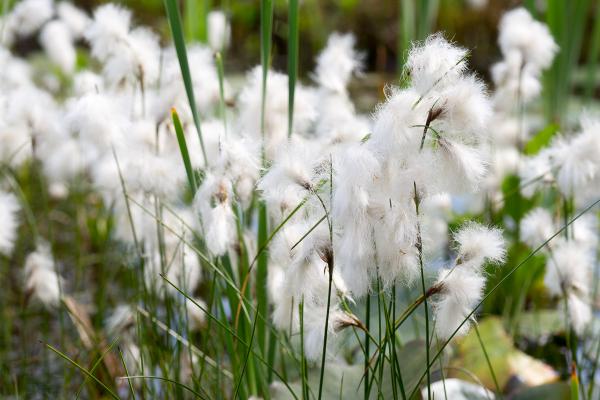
[2,1,600,399]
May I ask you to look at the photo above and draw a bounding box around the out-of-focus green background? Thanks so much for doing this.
[45,0,557,78]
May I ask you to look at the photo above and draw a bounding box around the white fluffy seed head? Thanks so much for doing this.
[57,1,90,39]
[567,292,592,336]
[313,32,363,94]
[40,20,76,75]
[498,8,558,72]
[207,10,231,51]
[9,0,54,37]
[454,222,506,269]
[433,267,485,340]
[85,4,132,61]
[0,191,20,256]
[520,208,554,249]
[24,243,62,309]
[545,240,591,297]
[406,33,468,95]
[194,174,236,256]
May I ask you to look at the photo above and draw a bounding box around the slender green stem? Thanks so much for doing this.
[473,324,502,397]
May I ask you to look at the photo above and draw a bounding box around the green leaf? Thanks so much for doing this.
[164,0,208,165]
[511,382,571,400]
[287,0,299,138]
[171,109,198,193]
[524,124,559,155]
[450,317,558,391]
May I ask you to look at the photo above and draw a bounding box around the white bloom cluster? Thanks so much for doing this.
[485,8,558,202]
[0,191,20,256]
[432,223,505,340]
[492,7,558,108]
[334,33,492,297]
[519,116,600,204]
[521,208,597,335]
[260,33,505,357]
[24,243,63,309]
[1,0,521,364]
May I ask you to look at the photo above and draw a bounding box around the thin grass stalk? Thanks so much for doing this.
[391,288,406,399]
[172,109,198,193]
[300,297,309,400]
[317,258,334,400]
[473,324,502,397]
[164,0,208,165]
[44,343,120,400]
[407,196,600,398]
[256,2,274,378]
[74,338,120,399]
[215,52,227,139]
[234,307,260,398]
[161,274,300,399]
[120,376,208,399]
[364,294,371,400]
[117,346,137,400]
[414,182,431,400]
[288,0,299,138]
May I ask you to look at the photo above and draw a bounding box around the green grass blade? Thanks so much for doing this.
[120,376,208,399]
[256,201,269,354]
[473,324,502,398]
[117,346,137,400]
[584,3,600,101]
[215,52,228,138]
[164,0,208,165]
[44,342,120,400]
[288,0,299,138]
[234,307,260,398]
[75,338,120,399]
[171,108,198,193]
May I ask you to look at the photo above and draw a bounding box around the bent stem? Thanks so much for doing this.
[414,181,431,400]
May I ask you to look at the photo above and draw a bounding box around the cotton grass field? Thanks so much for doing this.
[2,0,600,398]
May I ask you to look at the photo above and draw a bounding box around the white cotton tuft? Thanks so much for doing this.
[454,222,505,269]
[313,32,363,94]
[0,191,20,256]
[257,139,321,219]
[85,4,131,61]
[437,75,492,137]
[432,267,485,340]
[207,10,230,51]
[520,208,554,249]
[8,0,54,37]
[552,129,600,196]
[567,292,592,336]
[24,243,62,309]
[498,8,558,73]
[57,1,90,39]
[194,174,236,256]
[544,240,591,297]
[40,20,76,74]
[438,139,488,191]
[406,33,468,95]
[186,298,207,331]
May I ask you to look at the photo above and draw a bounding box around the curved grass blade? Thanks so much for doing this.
[44,342,120,400]
[117,346,137,400]
[171,108,198,192]
[119,376,207,399]
[164,0,208,165]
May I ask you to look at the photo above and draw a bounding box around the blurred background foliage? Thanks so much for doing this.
[25,0,595,125]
